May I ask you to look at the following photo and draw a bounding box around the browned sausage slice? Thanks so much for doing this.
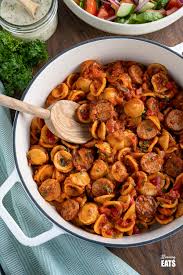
[136,195,157,220]
[60,199,79,221]
[164,154,183,177]
[141,152,163,174]
[172,94,183,111]
[89,100,114,122]
[92,178,114,197]
[137,119,158,140]
[39,179,61,201]
[165,109,183,131]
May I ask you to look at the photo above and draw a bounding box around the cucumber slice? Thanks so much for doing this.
[134,11,164,23]
[140,2,156,12]
[117,3,135,17]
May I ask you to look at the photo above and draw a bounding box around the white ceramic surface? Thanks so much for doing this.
[9,37,183,247]
[63,0,183,35]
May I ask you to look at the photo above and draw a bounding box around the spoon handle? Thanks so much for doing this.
[0,94,50,120]
[18,0,40,18]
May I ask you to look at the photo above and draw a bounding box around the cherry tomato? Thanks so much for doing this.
[97,5,115,19]
[166,7,179,15]
[84,0,97,15]
[166,0,182,9]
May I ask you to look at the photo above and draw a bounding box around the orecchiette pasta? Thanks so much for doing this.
[27,59,183,238]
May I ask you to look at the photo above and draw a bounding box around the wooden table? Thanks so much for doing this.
[47,2,183,275]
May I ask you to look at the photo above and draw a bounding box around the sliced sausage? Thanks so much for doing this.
[164,154,183,178]
[141,152,163,174]
[137,119,159,140]
[92,178,114,197]
[106,61,125,83]
[73,148,94,171]
[136,195,157,220]
[89,100,115,122]
[165,109,183,131]
[128,64,143,84]
[172,94,183,111]
[39,179,61,202]
[60,199,79,221]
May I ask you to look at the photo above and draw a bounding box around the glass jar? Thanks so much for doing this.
[0,0,58,41]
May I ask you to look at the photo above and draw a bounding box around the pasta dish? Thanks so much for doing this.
[27,60,183,238]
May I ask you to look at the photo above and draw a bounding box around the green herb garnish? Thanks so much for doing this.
[79,0,84,8]
[60,158,68,167]
[139,140,149,152]
[146,127,153,132]
[0,30,48,96]
[156,0,169,9]
[103,185,112,193]
[162,188,167,193]
[137,223,144,229]
[142,108,147,119]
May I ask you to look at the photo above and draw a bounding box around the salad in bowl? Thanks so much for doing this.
[75,0,183,24]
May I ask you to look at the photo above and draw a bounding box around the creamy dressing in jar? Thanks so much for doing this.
[0,0,58,41]
[0,0,52,25]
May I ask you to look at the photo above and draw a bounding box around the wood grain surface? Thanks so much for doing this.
[46,2,183,275]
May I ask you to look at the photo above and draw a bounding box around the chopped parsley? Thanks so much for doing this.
[103,185,112,193]
[139,140,149,152]
[137,223,144,229]
[142,108,147,119]
[162,187,167,193]
[79,0,84,8]
[0,30,48,96]
[60,158,69,167]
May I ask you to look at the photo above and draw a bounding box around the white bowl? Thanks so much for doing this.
[64,0,183,35]
[10,37,183,247]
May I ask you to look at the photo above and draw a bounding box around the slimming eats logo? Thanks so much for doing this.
[160,254,176,267]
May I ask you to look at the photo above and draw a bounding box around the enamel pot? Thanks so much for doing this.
[0,37,183,247]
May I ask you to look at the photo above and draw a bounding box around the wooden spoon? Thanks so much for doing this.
[0,94,91,144]
[18,0,40,18]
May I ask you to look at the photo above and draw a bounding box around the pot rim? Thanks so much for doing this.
[13,36,183,247]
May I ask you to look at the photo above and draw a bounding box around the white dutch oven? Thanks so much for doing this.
[64,0,183,35]
[0,37,183,247]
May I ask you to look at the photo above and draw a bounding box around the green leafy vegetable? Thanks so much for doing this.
[115,17,126,23]
[0,30,48,96]
[137,223,145,229]
[139,140,149,152]
[127,14,138,24]
[128,11,164,24]
[79,0,84,8]
[156,0,169,9]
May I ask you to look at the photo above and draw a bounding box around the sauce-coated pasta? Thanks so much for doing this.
[27,60,183,238]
